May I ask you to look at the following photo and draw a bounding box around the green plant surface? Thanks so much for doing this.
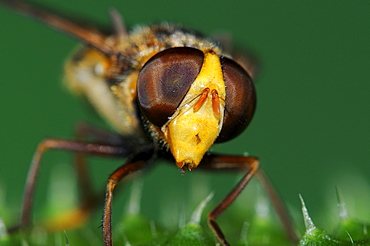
[298,195,370,246]
[1,169,369,246]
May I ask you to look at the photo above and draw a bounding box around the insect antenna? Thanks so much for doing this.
[1,0,115,56]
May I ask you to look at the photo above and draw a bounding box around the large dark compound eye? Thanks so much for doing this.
[216,57,257,143]
[137,47,204,127]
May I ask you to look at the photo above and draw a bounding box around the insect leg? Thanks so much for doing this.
[199,154,297,245]
[73,122,130,201]
[102,148,154,246]
[7,138,126,233]
[37,123,132,231]
[255,169,298,243]
[37,124,136,231]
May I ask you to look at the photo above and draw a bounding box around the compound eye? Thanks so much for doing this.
[217,57,256,143]
[137,47,204,127]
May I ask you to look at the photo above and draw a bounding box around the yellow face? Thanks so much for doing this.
[161,51,226,171]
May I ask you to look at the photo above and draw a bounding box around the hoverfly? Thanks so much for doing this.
[1,0,297,245]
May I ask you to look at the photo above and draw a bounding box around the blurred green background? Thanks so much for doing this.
[0,0,369,235]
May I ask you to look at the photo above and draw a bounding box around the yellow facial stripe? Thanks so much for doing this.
[185,51,226,107]
[161,50,226,170]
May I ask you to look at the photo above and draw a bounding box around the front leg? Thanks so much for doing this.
[199,154,297,245]
[102,147,155,246]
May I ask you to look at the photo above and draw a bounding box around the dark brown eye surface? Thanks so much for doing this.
[137,47,204,127]
[217,57,256,143]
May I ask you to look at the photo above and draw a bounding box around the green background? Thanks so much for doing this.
[0,0,369,234]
